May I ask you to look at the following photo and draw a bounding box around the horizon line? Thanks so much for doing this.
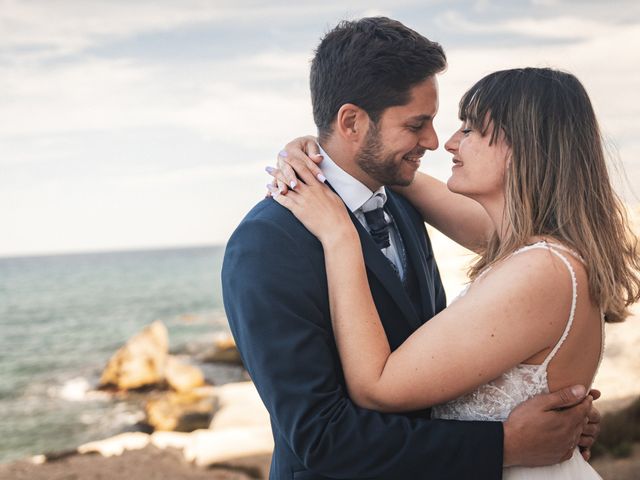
[0,242,227,260]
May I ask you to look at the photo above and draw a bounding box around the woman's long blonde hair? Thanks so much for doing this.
[462,68,640,322]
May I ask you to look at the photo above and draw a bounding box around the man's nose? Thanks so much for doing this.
[420,125,439,151]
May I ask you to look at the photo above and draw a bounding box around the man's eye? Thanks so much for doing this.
[461,128,472,135]
[408,125,422,132]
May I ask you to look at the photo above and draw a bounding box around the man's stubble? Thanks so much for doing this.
[355,122,416,188]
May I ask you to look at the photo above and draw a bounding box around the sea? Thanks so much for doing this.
[0,245,236,463]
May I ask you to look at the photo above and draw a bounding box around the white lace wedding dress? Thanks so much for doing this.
[432,242,604,479]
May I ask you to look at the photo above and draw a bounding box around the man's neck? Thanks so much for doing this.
[319,137,381,192]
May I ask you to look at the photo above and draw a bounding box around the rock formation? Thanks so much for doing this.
[99,321,169,391]
[201,333,242,365]
[165,356,205,393]
[145,387,216,432]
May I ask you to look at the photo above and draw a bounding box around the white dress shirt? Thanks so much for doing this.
[318,145,405,278]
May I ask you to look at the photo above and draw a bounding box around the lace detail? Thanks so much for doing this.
[432,364,550,421]
[432,241,605,422]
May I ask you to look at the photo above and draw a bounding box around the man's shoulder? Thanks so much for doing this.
[230,198,316,244]
[388,189,420,215]
[222,198,325,282]
[387,190,427,231]
[240,197,300,227]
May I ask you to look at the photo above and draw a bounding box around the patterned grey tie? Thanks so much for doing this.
[361,193,407,281]
[362,194,391,249]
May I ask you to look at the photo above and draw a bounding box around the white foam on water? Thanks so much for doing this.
[59,377,91,401]
[50,377,110,402]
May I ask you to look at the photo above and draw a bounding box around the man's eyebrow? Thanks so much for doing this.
[407,114,433,122]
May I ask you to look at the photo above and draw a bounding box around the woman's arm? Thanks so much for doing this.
[392,172,493,252]
[273,166,573,413]
[270,136,493,252]
[322,244,573,412]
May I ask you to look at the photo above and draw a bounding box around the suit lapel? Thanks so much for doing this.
[348,208,421,330]
[385,192,434,323]
[325,181,425,330]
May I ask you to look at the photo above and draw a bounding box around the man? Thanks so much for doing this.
[222,17,598,479]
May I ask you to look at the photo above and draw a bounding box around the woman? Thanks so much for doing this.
[267,68,640,478]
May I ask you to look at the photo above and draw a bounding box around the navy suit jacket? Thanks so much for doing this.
[222,190,503,479]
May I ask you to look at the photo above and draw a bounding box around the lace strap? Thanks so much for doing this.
[512,240,585,262]
[511,242,578,371]
[542,242,586,265]
[549,243,606,386]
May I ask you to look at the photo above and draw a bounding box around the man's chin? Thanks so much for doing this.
[394,173,417,187]
[368,170,416,189]
[378,175,414,188]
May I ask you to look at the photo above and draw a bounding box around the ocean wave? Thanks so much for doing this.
[79,402,144,427]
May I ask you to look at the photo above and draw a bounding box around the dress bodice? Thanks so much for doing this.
[432,241,605,422]
[432,363,552,421]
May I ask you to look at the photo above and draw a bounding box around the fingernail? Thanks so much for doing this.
[290,180,297,189]
[571,385,586,398]
[266,184,278,193]
[314,153,323,158]
[278,150,288,157]
[265,166,276,174]
[317,173,327,183]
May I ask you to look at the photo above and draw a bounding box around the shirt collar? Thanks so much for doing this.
[318,144,386,213]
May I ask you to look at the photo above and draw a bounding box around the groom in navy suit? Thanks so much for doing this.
[222,17,596,480]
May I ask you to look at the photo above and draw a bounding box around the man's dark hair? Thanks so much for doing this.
[310,17,446,141]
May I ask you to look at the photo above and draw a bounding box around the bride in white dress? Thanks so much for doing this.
[270,67,640,478]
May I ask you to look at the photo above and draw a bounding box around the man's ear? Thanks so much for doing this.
[335,103,370,143]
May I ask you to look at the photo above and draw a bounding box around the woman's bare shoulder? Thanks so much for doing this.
[461,245,576,330]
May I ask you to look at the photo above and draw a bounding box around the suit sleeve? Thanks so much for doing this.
[222,212,504,479]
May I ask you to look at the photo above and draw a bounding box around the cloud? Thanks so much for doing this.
[1,0,223,59]
[112,161,268,188]
[0,0,430,62]
[1,1,639,255]
[0,49,315,144]
[435,10,620,41]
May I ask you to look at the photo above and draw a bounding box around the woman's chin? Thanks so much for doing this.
[446,177,462,194]
[446,179,478,200]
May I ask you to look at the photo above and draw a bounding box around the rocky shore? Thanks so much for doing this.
[0,322,274,480]
[0,447,272,480]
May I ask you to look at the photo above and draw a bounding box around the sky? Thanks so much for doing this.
[1,0,639,256]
